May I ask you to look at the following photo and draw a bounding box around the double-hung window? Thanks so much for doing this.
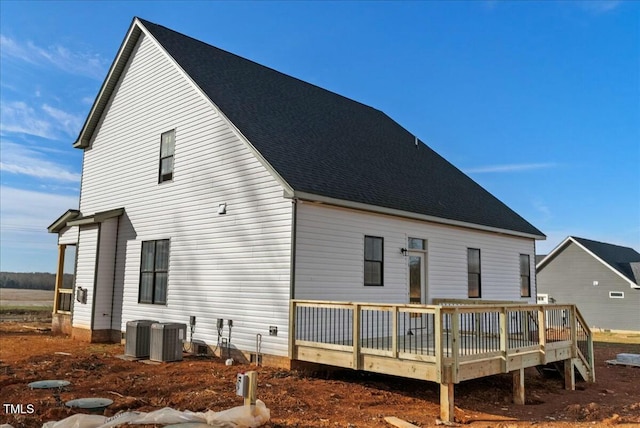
[139,239,169,304]
[159,130,175,183]
[467,248,481,298]
[364,236,383,286]
[520,254,531,297]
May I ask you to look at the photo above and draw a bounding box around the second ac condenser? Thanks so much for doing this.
[150,322,186,362]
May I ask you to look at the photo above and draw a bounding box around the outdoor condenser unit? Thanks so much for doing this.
[124,320,158,358]
[150,323,187,362]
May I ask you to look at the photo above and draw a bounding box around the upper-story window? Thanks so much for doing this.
[468,248,481,298]
[364,235,383,286]
[520,254,531,297]
[159,129,175,183]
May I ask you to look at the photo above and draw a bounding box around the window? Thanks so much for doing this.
[467,248,481,298]
[520,254,531,297]
[139,239,169,304]
[408,238,426,251]
[364,236,383,286]
[159,130,175,183]
[609,291,624,299]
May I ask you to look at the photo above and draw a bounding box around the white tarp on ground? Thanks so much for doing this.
[40,400,270,428]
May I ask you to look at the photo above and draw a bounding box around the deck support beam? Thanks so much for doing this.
[512,367,525,405]
[439,382,455,422]
[564,358,575,390]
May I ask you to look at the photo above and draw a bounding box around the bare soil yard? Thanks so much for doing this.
[1,318,639,428]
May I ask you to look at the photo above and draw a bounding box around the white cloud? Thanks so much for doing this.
[0,101,53,139]
[532,198,552,221]
[0,101,83,140]
[577,0,622,13]
[0,186,78,253]
[465,162,558,174]
[42,104,83,138]
[0,34,108,80]
[0,141,80,182]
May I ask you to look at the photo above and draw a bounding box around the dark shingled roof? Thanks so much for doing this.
[572,237,640,285]
[140,18,544,238]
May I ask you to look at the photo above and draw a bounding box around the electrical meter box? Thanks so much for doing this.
[236,373,248,397]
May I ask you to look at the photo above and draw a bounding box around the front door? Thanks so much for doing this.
[408,251,426,305]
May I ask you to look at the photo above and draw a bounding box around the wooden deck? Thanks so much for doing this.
[289,299,594,422]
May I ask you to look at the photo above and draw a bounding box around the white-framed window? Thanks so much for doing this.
[609,291,624,299]
[139,239,170,304]
[364,235,383,286]
[467,248,481,298]
[520,254,531,297]
[159,129,175,183]
[408,237,426,251]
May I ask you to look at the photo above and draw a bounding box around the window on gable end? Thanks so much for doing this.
[159,129,175,183]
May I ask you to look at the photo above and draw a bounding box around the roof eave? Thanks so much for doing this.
[73,18,144,149]
[289,191,545,240]
[47,209,81,233]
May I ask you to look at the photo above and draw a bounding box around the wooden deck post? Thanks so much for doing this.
[353,303,361,370]
[53,244,66,314]
[537,306,546,364]
[564,359,575,390]
[499,307,508,372]
[440,382,455,422]
[512,367,525,405]
[288,301,296,360]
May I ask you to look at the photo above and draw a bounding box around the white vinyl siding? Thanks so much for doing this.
[78,33,291,356]
[58,226,79,245]
[295,202,536,304]
[72,225,99,329]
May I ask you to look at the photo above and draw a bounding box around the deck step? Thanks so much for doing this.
[536,359,592,382]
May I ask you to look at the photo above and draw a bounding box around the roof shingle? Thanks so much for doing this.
[139,18,544,238]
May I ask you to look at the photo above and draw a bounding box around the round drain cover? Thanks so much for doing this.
[28,380,70,389]
[65,397,113,410]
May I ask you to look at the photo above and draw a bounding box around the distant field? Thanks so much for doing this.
[0,288,54,308]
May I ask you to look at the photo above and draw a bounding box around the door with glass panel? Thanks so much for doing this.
[408,238,427,305]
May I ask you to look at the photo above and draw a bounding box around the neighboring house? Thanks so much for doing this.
[48,17,545,365]
[537,236,640,332]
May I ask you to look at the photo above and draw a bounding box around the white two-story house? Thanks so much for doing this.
[49,17,545,366]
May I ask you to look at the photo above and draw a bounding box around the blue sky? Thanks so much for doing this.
[1,1,638,272]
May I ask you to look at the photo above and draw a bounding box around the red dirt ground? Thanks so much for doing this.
[1,321,639,428]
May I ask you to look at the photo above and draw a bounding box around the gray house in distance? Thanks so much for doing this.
[537,236,640,332]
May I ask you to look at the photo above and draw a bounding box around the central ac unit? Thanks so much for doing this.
[150,323,186,362]
[125,319,158,358]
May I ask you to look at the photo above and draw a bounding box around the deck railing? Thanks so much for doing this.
[290,300,594,383]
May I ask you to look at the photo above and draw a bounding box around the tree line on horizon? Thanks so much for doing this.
[0,272,74,290]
